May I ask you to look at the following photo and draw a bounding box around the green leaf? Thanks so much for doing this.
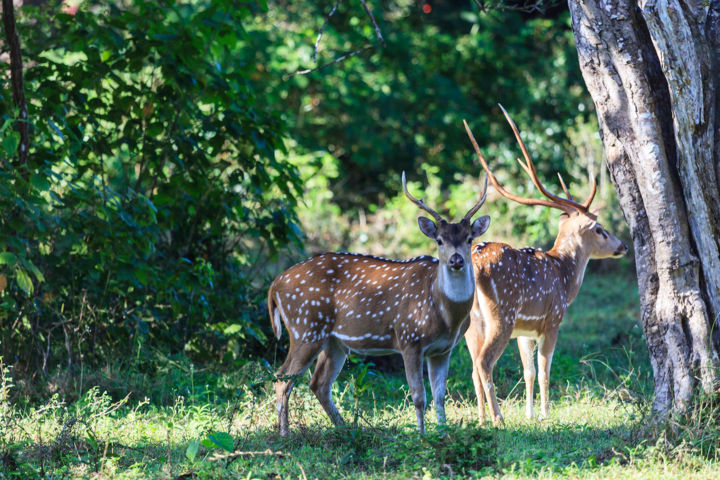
[207,432,234,452]
[15,268,33,295]
[223,324,243,335]
[23,260,45,283]
[186,439,200,462]
[0,252,18,266]
[2,132,20,156]
[30,173,51,192]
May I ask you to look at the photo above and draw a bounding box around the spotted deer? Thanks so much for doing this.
[268,173,490,437]
[462,107,628,425]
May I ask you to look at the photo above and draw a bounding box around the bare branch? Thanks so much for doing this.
[313,0,343,63]
[285,45,377,79]
[287,0,385,79]
[359,0,385,46]
[470,0,555,14]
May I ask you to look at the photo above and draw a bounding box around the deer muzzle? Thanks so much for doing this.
[448,253,465,271]
[613,243,628,257]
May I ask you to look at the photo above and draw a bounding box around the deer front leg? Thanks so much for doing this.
[517,336,536,419]
[427,353,451,426]
[402,346,426,434]
[537,329,558,420]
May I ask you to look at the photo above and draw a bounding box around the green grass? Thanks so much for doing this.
[1,271,719,479]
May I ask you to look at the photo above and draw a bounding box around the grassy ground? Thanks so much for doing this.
[1,270,719,479]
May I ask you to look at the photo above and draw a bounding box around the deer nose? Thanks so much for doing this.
[448,253,465,270]
[614,243,628,256]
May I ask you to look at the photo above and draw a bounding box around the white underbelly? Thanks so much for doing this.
[347,347,399,356]
[511,328,542,339]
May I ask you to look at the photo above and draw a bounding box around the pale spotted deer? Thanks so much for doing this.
[462,107,628,425]
[268,173,490,437]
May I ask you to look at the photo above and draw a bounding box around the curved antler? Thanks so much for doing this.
[462,174,488,222]
[402,171,444,222]
[497,104,591,213]
[582,176,597,210]
[463,107,598,214]
[463,120,566,211]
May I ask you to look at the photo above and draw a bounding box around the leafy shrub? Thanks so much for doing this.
[0,0,302,380]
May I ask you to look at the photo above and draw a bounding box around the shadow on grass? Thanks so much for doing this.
[231,414,638,479]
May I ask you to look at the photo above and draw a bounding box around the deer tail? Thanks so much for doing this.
[268,284,285,340]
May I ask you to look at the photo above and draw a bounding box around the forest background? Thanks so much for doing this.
[1,1,716,478]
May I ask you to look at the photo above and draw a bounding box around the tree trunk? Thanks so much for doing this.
[2,0,29,169]
[568,0,720,413]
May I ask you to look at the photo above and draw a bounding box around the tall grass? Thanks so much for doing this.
[1,273,719,479]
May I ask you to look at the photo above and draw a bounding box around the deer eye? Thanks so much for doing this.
[466,237,473,245]
[437,238,443,246]
[595,226,603,235]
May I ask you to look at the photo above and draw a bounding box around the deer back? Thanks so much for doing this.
[269,252,475,352]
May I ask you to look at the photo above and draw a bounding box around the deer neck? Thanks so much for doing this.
[432,263,475,324]
[548,232,592,305]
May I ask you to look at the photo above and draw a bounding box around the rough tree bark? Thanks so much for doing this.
[568,0,720,413]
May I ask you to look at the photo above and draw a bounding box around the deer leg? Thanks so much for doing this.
[309,337,348,427]
[476,331,508,426]
[517,336,536,419]
[537,329,558,420]
[427,353,451,426]
[471,364,486,423]
[464,325,486,423]
[275,342,323,437]
[402,346,426,434]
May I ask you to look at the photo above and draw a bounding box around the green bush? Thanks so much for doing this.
[0,0,302,377]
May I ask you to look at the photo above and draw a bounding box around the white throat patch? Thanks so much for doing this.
[438,264,475,303]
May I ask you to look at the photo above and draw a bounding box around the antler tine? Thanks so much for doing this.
[498,104,588,213]
[516,157,533,178]
[557,173,574,202]
[402,171,444,222]
[462,174,488,222]
[463,119,561,211]
[582,176,597,210]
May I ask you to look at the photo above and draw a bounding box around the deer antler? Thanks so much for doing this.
[463,107,598,214]
[462,175,488,222]
[402,171,444,222]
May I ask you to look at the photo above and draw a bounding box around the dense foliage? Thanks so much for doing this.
[1,0,627,381]
[0,0,302,375]
[244,1,624,255]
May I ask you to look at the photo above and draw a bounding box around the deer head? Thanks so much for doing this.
[463,105,627,262]
[403,172,490,273]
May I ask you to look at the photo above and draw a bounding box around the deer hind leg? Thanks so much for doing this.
[471,364,486,423]
[309,337,348,427]
[464,325,486,423]
[537,329,558,420]
[401,346,426,434]
[517,337,536,419]
[476,331,510,426]
[275,341,323,437]
[427,353,451,426]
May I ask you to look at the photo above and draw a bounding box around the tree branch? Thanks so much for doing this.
[2,0,30,173]
[287,0,385,79]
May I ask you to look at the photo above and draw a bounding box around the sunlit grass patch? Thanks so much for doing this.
[2,273,719,478]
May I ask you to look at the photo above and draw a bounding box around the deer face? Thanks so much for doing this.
[559,212,628,259]
[419,217,491,271]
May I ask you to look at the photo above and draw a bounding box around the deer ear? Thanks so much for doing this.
[471,215,491,238]
[417,216,437,239]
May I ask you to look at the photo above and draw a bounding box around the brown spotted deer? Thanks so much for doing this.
[268,173,490,437]
[462,107,628,425]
